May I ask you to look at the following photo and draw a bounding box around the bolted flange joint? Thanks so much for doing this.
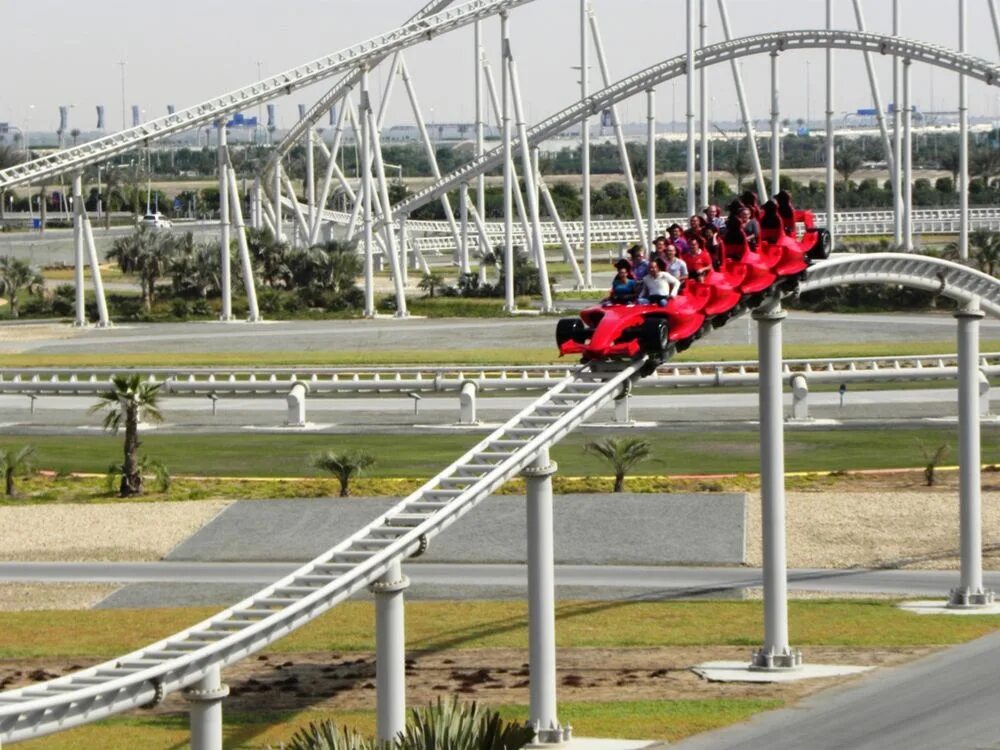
[369,575,411,594]
[521,461,558,479]
[954,307,985,322]
[183,682,230,703]
[948,587,996,608]
[750,647,803,672]
[751,307,787,323]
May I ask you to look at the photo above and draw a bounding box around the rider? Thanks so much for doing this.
[608,259,637,303]
[637,258,681,307]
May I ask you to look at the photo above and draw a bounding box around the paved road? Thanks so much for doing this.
[4,312,999,356]
[2,562,994,597]
[672,629,1000,750]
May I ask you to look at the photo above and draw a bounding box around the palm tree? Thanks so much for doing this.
[835,144,864,187]
[584,437,655,492]
[89,375,163,496]
[312,450,375,497]
[108,226,176,311]
[101,167,125,230]
[418,271,446,298]
[0,445,36,497]
[0,256,45,318]
[944,230,1000,277]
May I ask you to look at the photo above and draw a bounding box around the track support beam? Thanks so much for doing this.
[524,447,568,743]
[752,304,802,671]
[950,298,995,607]
[371,560,409,742]
[186,665,229,750]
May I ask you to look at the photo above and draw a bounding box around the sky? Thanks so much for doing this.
[2,0,999,137]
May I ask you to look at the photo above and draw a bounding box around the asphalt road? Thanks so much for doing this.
[5,312,1000,357]
[672,628,1000,750]
[3,561,995,598]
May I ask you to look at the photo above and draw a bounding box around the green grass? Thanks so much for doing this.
[2,600,997,661]
[8,599,999,747]
[15,699,783,748]
[4,426,998,481]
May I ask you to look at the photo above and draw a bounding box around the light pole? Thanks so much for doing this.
[256,60,263,144]
[24,104,34,158]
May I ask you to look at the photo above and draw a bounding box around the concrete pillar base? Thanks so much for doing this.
[527,723,573,745]
[948,587,996,608]
[750,647,803,671]
[286,382,308,427]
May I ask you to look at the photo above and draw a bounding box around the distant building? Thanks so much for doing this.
[383,123,499,143]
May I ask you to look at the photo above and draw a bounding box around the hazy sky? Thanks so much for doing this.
[2,0,999,135]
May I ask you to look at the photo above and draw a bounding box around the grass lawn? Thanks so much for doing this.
[7,599,1000,747]
[2,426,998,483]
[1,338,996,369]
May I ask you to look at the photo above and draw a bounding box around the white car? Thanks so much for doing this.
[141,212,172,230]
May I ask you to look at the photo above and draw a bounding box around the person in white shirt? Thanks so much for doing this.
[638,258,681,306]
[662,244,688,282]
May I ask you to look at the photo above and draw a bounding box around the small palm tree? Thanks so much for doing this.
[0,256,45,318]
[312,450,375,497]
[418,271,446,298]
[585,436,655,492]
[917,440,950,487]
[89,375,163,496]
[0,445,36,497]
[108,226,176,311]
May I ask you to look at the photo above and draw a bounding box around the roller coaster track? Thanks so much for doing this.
[0,254,998,742]
[0,0,533,192]
[0,356,641,742]
[392,29,1000,219]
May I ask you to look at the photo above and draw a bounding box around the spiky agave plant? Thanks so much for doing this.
[396,697,535,750]
[270,721,376,750]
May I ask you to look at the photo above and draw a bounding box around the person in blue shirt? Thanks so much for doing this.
[626,244,650,280]
[608,259,637,304]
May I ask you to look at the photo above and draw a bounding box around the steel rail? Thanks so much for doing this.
[0,360,641,741]
[392,30,1000,218]
[0,0,536,191]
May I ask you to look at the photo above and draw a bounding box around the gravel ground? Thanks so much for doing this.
[745,489,1000,570]
[0,500,231,562]
[0,583,117,611]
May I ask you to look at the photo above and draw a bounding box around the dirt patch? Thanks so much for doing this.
[0,583,118,611]
[0,646,931,715]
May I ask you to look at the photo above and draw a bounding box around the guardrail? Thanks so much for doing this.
[2,352,995,425]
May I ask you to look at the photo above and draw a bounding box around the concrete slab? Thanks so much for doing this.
[693,660,873,683]
[165,493,747,565]
[898,599,1000,615]
[557,739,660,750]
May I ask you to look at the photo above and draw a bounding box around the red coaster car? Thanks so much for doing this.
[556,212,830,372]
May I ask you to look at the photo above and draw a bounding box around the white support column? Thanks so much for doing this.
[647,89,656,244]
[717,0,767,201]
[286,382,307,427]
[460,182,471,275]
[903,58,913,252]
[825,0,836,251]
[614,392,632,424]
[272,162,283,242]
[699,0,709,209]
[399,215,410,287]
[950,299,995,607]
[459,381,478,425]
[770,51,780,194]
[251,177,262,231]
[580,0,593,289]
[851,0,895,186]
[305,128,316,234]
[523,448,567,743]
[218,123,232,320]
[751,304,801,671]
[186,665,229,750]
[82,212,110,327]
[370,559,409,743]
[71,173,86,327]
[587,12,646,244]
[509,54,553,313]
[361,67,375,318]
[959,0,970,260]
[980,372,991,418]
[226,164,261,322]
[539,179,585,288]
[892,0,903,246]
[367,109,408,317]
[686,0,697,216]
[990,0,1000,54]
[475,20,486,225]
[501,10,515,312]
[789,374,809,421]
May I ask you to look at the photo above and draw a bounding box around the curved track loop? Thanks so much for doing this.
[0,359,640,742]
[0,0,533,191]
[799,253,1000,318]
[393,30,1000,218]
